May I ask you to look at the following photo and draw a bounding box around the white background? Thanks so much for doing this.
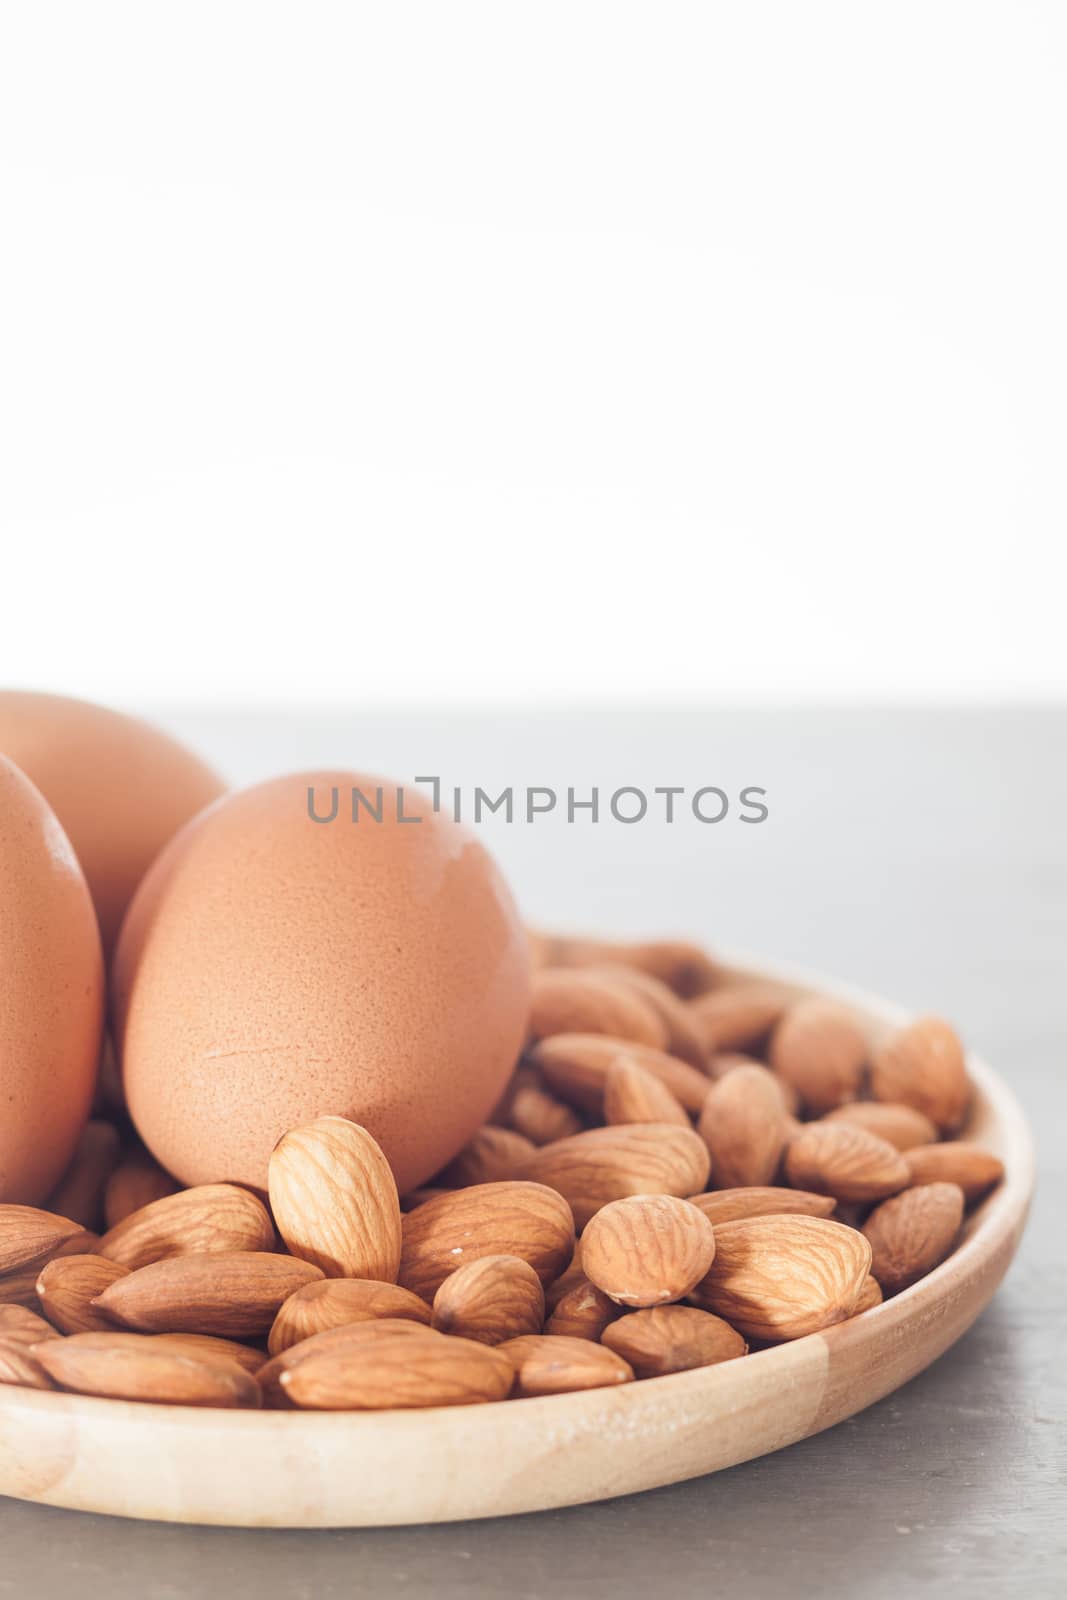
[1,3,1064,708]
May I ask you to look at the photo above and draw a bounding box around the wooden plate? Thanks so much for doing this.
[0,956,1034,1527]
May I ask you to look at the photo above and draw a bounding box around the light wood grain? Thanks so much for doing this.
[0,957,1034,1527]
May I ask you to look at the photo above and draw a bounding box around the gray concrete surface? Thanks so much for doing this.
[2,707,1063,1598]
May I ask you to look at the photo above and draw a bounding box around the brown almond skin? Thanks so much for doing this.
[268,1118,401,1282]
[99,1183,276,1271]
[498,1333,634,1396]
[36,1253,131,1334]
[544,1241,584,1312]
[823,1102,938,1151]
[398,1182,575,1302]
[529,934,718,999]
[436,1127,537,1188]
[103,1150,180,1229]
[689,987,787,1055]
[870,1017,972,1132]
[853,1275,883,1314]
[769,1000,867,1113]
[268,1278,432,1356]
[584,966,709,1069]
[603,1058,691,1128]
[862,1182,965,1294]
[708,1053,801,1116]
[903,1143,1005,1204]
[432,1254,545,1345]
[45,1121,122,1233]
[504,1078,583,1147]
[687,1187,836,1226]
[529,1035,711,1116]
[698,1064,787,1189]
[691,1215,872,1341]
[0,1205,83,1276]
[0,1336,56,1389]
[0,1230,99,1307]
[544,1278,619,1340]
[281,1331,515,1410]
[257,1318,431,1405]
[784,1122,910,1203]
[529,969,669,1049]
[516,1125,711,1232]
[151,1333,268,1374]
[33,1332,262,1408]
[0,1304,59,1346]
[581,1195,716,1307]
[93,1251,324,1338]
[602,1305,747,1377]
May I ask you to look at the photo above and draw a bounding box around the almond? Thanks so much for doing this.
[689,985,787,1055]
[601,1305,747,1377]
[862,1182,965,1294]
[902,1142,1005,1204]
[686,1187,836,1226]
[36,1253,131,1334]
[498,1333,633,1396]
[504,1077,583,1146]
[530,1035,711,1115]
[691,1215,872,1340]
[151,1333,268,1374]
[45,1120,122,1232]
[99,1183,275,1270]
[93,1251,324,1338]
[822,1101,938,1151]
[585,966,709,1068]
[0,1336,55,1390]
[268,1278,432,1356]
[280,1329,515,1409]
[103,1148,180,1229]
[853,1274,883,1313]
[432,1254,545,1345]
[870,1017,971,1132]
[398,1181,575,1301]
[257,1318,431,1404]
[0,1205,82,1276]
[268,1117,402,1282]
[544,1240,584,1311]
[544,1278,619,1340]
[436,1127,537,1188]
[768,1000,867,1113]
[581,1195,716,1307]
[0,1230,99,1307]
[516,1125,711,1231]
[0,1304,59,1346]
[708,1052,801,1115]
[697,1064,787,1189]
[603,1058,690,1128]
[33,1331,263,1408]
[530,935,718,998]
[530,968,669,1049]
[784,1122,909,1203]
[399,1188,452,1211]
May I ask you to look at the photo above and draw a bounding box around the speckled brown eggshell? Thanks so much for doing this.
[0,756,105,1203]
[113,772,531,1195]
[0,691,225,954]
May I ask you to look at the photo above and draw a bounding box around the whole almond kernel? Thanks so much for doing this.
[507,1079,583,1146]
[686,1187,836,1225]
[280,1330,515,1410]
[0,1205,83,1276]
[698,1064,787,1190]
[529,1035,711,1116]
[529,934,718,998]
[257,1318,432,1405]
[104,1149,180,1229]
[93,1251,324,1338]
[0,1304,59,1346]
[36,1253,131,1334]
[398,1181,575,1301]
[529,969,669,1049]
[432,1254,545,1345]
[498,1333,634,1396]
[691,1215,872,1341]
[0,1336,56,1390]
[151,1333,268,1374]
[33,1332,262,1408]
[436,1127,537,1188]
[581,1195,716,1308]
[823,1101,938,1151]
[603,1058,690,1128]
[708,1053,801,1116]
[584,966,709,1069]
[0,1230,99,1308]
[784,1122,909,1204]
[689,986,787,1055]
[769,1000,867,1113]
[870,1017,972,1132]
[99,1183,275,1271]
[903,1142,1005,1204]
[45,1120,122,1233]
[516,1125,711,1232]
[268,1278,431,1356]
[544,1278,619,1340]
[853,1275,883,1314]
[602,1305,747,1377]
[862,1182,965,1294]
[269,1117,402,1282]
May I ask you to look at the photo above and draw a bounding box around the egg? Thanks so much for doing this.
[0,756,105,1203]
[0,691,225,954]
[113,772,531,1194]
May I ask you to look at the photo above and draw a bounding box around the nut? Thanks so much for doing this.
[99,1183,275,1271]
[870,1017,971,1132]
[691,1215,872,1341]
[822,1101,938,1151]
[529,969,669,1048]
[516,1125,711,1231]
[398,1181,575,1301]
[697,1063,788,1189]
[268,1117,402,1281]
[603,1058,691,1128]
[581,1195,716,1307]
[498,1333,634,1396]
[92,1251,324,1338]
[783,1122,910,1204]
[36,1253,131,1334]
[686,1187,836,1226]
[902,1142,1005,1204]
[601,1305,747,1377]
[529,1035,711,1116]
[268,1278,431,1356]
[32,1331,262,1407]
[769,1000,867,1113]
[431,1254,545,1344]
[861,1182,965,1294]
[280,1328,515,1410]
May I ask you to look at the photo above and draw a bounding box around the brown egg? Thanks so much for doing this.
[0,691,225,953]
[0,756,105,1202]
[113,772,531,1194]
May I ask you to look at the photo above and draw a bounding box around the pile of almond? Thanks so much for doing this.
[0,937,1005,1411]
